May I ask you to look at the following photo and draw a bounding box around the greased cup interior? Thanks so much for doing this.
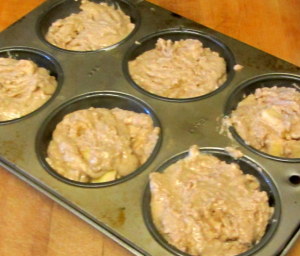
[0,47,63,124]
[37,0,140,52]
[224,73,300,162]
[36,91,162,187]
[123,28,235,102]
[143,147,281,256]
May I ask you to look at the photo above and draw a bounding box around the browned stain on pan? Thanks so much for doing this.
[0,138,25,162]
[101,207,126,228]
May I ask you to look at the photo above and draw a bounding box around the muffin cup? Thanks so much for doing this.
[143,147,281,256]
[0,47,63,124]
[123,28,235,102]
[36,91,162,187]
[36,0,140,53]
[224,73,300,162]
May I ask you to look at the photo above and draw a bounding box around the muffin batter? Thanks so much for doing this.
[128,38,227,98]
[0,57,57,121]
[150,146,273,256]
[45,0,134,51]
[226,86,300,158]
[46,107,159,183]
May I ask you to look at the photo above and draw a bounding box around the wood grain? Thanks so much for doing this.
[0,0,299,255]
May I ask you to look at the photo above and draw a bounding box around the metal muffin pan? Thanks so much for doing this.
[0,0,299,255]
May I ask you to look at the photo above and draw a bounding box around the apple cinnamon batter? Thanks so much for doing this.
[45,0,134,51]
[225,86,300,158]
[128,38,227,98]
[150,146,273,256]
[0,57,57,121]
[46,107,159,183]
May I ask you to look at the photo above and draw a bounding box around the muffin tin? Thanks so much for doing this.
[0,0,299,255]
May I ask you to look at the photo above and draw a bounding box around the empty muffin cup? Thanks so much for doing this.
[37,0,140,52]
[36,91,161,187]
[143,147,280,256]
[0,47,63,124]
[224,74,300,162]
[123,28,235,102]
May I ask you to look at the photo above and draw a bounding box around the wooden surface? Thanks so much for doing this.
[0,0,299,255]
